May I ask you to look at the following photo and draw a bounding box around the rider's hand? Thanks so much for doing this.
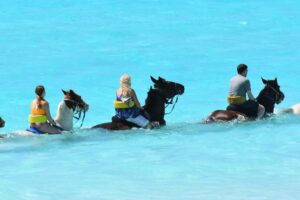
[50,119,56,125]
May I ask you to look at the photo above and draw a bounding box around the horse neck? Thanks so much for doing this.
[257,87,275,114]
[55,101,74,131]
[143,89,166,124]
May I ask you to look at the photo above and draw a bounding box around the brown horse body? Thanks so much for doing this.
[93,121,132,131]
[206,110,247,123]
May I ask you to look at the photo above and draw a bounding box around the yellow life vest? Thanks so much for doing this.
[28,114,48,123]
[114,100,135,109]
[227,96,245,105]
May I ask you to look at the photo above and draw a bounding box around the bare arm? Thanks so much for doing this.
[130,89,143,109]
[247,90,256,101]
[42,101,56,124]
[245,80,255,101]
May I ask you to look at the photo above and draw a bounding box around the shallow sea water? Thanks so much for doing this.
[1,1,300,199]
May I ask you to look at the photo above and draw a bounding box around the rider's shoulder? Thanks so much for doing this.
[41,100,49,106]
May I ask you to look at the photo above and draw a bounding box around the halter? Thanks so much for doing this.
[65,99,86,128]
[264,85,281,103]
[164,82,180,115]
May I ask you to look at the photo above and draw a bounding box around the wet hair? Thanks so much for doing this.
[237,64,248,75]
[35,85,45,108]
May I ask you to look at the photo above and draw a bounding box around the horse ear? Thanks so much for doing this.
[62,89,67,95]
[151,76,157,84]
[70,89,74,94]
[262,77,267,84]
[275,78,278,84]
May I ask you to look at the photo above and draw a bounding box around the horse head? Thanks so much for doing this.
[144,76,184,125]
[257,78,285,113]
[150,76,185,99]
[0,117,5,128]
[62,89,89,112]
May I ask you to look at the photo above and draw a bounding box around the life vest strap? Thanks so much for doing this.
[227,96,245,105]
[114,100,135,109]
[28,114,47,123]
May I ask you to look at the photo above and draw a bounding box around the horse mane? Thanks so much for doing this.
[257,86,276,114]
[64,99,76,110]
[143,88,166,125]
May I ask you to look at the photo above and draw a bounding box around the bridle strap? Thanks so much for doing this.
[267,85,281,102]
[71,100,86,127]
[264,85,280,103]
[165,95,179,115]
[73,109,86,128]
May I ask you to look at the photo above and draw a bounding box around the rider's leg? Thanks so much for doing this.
[127,115,149,128]
[33,123,61,134]
[127,115,159,129]
[257,104,265,118]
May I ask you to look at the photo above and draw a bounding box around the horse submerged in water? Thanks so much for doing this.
[17,89,89,135]
[92,76,185,130]
[205,78,285,122]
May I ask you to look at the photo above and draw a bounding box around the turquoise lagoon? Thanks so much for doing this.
[1,1,300,199]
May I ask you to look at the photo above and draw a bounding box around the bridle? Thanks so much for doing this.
[263,85,282,104]
[65,98,87,127]
[163,82,181,115]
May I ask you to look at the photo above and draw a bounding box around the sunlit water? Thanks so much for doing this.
[1,1,300,199]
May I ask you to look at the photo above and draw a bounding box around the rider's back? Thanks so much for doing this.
[229,74,250,99]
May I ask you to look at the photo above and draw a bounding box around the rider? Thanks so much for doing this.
[28,85,61,134]
[114,74,156,128]
[227,64,265,118]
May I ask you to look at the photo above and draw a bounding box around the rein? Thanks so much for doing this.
[165,95,179,115]
[263,85,281,103]
[164,82,181,115]
[73,108,86,128]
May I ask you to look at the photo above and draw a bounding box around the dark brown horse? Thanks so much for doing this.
[205,78,285,122]
[92,76,185,130]
[0,117,5,128]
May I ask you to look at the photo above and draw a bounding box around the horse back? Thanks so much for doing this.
[207,110,247,122]
[92,122,133,130]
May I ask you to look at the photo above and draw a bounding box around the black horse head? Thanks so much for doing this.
[150,76,185,98]
[144,76,185,125]
[62,89,89,112]
[257,78,285,114]
[0,117,5,128]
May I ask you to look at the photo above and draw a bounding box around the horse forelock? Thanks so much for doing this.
[63,89,88,112]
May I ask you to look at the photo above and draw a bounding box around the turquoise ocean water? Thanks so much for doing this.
[1,1,300,199]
